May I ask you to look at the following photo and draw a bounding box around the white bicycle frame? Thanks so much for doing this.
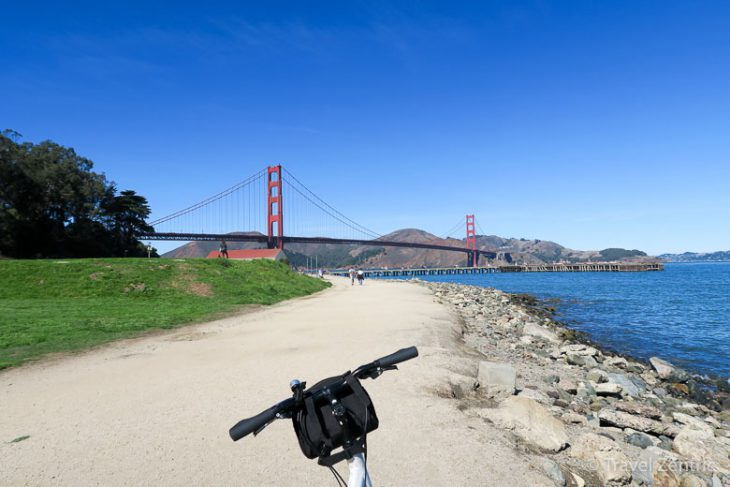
[346,453,372,487]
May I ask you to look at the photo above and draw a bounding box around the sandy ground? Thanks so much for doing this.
[0,277,552,486]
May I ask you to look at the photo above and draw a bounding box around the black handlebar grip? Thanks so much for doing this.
[229,407,278,441]
[377,346,419,368]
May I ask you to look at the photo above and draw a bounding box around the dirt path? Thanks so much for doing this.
[1,277,552,486]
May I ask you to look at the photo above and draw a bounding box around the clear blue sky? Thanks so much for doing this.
[3,1,729,254]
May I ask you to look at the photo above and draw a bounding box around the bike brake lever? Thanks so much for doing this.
[253,409,291,436]
[253,421,272,437]
[365,365,398,379]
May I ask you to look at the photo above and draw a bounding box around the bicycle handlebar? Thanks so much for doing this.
[230,399,294,441]
[229,407,277,441]
[229,346,418,442]
[373,346,419,369]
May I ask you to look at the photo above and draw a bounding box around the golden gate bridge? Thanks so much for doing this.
[140,165,504,267]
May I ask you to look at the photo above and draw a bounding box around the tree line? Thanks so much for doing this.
[0,130,156,258]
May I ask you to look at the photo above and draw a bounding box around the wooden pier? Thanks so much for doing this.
[499,262,664,273]
[329,266,499,278]
[327,262,663,278]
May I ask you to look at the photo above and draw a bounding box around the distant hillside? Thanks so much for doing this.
[659,251,730,262]
[162,232,264,258]
[352,229,467,268]
[162,229,656,268]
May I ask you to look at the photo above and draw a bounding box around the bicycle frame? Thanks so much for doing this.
[347,453,372,487]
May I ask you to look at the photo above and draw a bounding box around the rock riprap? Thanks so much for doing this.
[426,281,730,486]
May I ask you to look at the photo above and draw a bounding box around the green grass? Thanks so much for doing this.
[0,258,330,369]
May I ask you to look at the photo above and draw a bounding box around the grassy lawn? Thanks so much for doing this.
[0,258,330,369]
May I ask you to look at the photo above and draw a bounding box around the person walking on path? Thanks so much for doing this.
[348,268,356,286]
[219,240,229,259]
[357,269,365,286]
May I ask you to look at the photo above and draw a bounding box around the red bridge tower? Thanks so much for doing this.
[267,165,284,249]
[466,214,477,267]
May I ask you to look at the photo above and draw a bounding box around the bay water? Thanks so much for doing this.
[392,262,730,378]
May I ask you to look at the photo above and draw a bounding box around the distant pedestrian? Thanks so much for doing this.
[219,240,228,259]
[318,268,324,279]
[348,268,356,286]
[357,269,365,285]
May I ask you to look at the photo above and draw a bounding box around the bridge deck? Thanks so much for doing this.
[140,232,502,259]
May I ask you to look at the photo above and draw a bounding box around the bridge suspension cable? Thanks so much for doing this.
[149,169,266,226]
[476,221,488,236]
[439,219,464,240]
[145,165,382,242]
[282,167,381,240]
[148,168,267,235]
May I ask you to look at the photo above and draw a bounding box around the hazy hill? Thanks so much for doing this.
[162,232,265,258]
[354,228,467,268]
[477,236,648,265]
[659,251,730,262]
[163,228,654,268]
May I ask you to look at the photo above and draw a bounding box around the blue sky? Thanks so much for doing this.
[3,1,729,254]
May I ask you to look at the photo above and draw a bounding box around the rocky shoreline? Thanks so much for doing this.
[423,281,730,487]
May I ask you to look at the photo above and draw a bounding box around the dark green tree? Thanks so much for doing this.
[0,130,155,258]
[102,189,154,257]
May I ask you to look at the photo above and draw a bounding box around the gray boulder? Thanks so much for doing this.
[652,459,682,486]
[586,368,609,383]
[535,458,566,486]
[626,431,655,449]
[518,387,552,405]
[523,322,560,343]
[566,353,598,368]
[649,356,689,383]
[477,361,516,400]
[632,446,683,486]
[604,356,629,369]
[672,412,714,433]
[599,409,680,437]
[560,380,578,394]
[562,412,588,425]
[544,374,561,385]
[479,396,569,452]
[569,433,631,484]
[560,344,599,356]
[673,425,730,474]
[614,401,663,419]
[658,435,673,451]
[576,381,596,398]
[595,382,623,397]
[607,372,646,398]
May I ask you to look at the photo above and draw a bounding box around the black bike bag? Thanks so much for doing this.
[291,373,379,466]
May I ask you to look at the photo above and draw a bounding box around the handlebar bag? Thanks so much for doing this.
[291,373,379,465]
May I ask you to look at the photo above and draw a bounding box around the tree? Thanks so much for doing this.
[0,130,155,258]
[103,190,154,257]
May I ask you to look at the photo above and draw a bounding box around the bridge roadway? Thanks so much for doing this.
[140,232,502,260]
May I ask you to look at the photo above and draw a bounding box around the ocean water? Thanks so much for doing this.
[391,263,730,378]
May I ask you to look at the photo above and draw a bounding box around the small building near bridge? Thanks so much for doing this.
[206,249,286,261]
